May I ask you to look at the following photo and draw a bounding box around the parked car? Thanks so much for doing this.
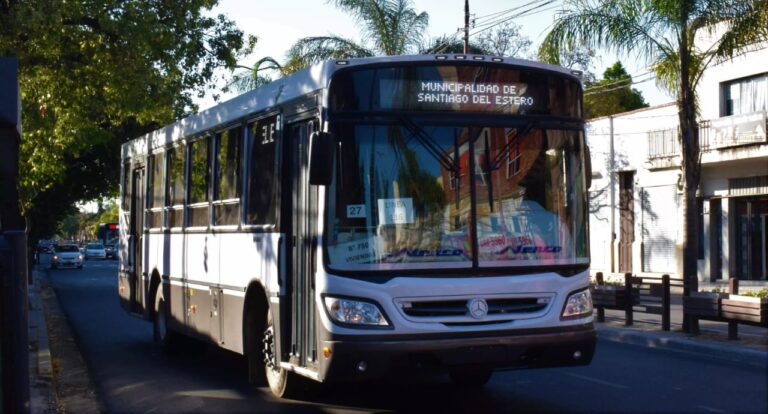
[84,243,107,260]
[105,243,118,260]
[51,244,83,269]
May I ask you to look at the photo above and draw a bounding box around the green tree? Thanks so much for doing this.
[538,42,598,82]
[227,56,283,94]
[584,61,648,118]
[423,22,533,57]
[540,0,768,325]
[283,0,429,73]
[0,0,253,242]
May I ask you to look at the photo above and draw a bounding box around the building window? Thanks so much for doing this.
[506,138,521,178]
[723,74,768,116]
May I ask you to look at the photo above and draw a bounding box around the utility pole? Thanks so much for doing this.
[464,0,470,53]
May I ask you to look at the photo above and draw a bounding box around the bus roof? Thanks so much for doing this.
[121,54,579,159]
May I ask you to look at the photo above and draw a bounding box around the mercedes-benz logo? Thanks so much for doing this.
[467,298,488,319]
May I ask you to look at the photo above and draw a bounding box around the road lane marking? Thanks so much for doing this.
[566,373,629,389]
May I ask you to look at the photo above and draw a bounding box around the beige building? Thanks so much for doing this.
[586,41,768,287]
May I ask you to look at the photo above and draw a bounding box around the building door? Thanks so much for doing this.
[642,185,678,273]
[709,199,723,281]
[736,197,768,280]
[618,172,635,273]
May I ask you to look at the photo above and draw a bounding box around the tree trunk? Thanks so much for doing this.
[678,17,701,333]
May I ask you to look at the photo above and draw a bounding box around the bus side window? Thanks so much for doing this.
[214,126,242,226]
[166,145,186,228]
[187,136,211,227]
[246,114,279,225]
[147,152,165,229]
[121,162,131,215]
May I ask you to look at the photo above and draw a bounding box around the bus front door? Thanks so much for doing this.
[282,118,319,371]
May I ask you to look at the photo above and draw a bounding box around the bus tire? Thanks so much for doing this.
[448,366,493,387]
[153,288,180,353]
[263,309,304,398]
[246,306,267,386]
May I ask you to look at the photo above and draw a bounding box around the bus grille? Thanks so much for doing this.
[396,295,552,324]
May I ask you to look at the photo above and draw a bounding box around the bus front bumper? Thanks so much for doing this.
[319,324,596,382]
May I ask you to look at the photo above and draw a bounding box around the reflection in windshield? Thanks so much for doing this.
[326,123,588,271]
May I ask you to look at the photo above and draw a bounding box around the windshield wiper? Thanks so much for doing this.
[399,117,458,174]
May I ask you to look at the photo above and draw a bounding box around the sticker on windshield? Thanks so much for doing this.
[346,204,366,218]
[377,198,414,225]
[329,236,382,264]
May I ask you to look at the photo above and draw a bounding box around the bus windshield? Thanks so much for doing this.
[326,121,589,271]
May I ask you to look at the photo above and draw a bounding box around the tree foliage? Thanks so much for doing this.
[584,61,649,118]
[0,0,253,240]
[423,22,533,58]
[283,0,429,73]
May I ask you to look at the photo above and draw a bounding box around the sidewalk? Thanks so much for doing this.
[28,266,102,414]
[598,297,768,369]
[26,268,767,413]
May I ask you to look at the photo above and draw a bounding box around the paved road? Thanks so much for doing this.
[46,261,767,413]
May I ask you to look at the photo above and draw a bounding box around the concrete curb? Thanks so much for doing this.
[28,272,56,413]
[597,325,768,369]
[32,267,103,414]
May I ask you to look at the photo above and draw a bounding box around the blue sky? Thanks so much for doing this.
[198,0,673,109]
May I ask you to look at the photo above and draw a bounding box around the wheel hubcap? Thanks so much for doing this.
[262,325,278,371]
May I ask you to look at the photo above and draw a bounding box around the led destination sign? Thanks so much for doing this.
[330,65,582,117]
[416,81,534,107]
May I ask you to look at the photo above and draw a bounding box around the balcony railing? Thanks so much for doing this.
[700,110,767,150]
[646,110,767,158]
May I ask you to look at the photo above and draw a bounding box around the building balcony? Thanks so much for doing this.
[700,110,767,150]
[645,110,767,167]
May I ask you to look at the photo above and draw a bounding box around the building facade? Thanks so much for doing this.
[587,43,768,286]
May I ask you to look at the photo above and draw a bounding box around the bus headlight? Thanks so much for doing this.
[323,296,390,327]
[561,289,593,320]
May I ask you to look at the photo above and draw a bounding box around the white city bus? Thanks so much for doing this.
[119,54,596,397]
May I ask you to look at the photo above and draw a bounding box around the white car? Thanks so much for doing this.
[51,245,83,269]
[84,243,107,260]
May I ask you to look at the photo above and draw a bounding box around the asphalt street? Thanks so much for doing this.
[43,260,768,413]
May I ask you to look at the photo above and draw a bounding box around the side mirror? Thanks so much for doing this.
[309,131,335,186]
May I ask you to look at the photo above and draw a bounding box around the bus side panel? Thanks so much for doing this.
[145,232,163,316]
[184,231,218,339]
[218,232,282,354]
[169,231,197,334]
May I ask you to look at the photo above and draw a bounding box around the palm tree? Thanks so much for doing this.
[540,0,768,329]
[227,57,283,94]
[283,0,429,73]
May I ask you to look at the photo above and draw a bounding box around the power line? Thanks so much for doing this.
[584,76,656,96]
[472,0,555,25]
[584,71,653,92]
[469,0,561,38]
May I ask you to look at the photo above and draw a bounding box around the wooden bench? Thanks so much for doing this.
[685,278,768,339]
[592,272,674,331]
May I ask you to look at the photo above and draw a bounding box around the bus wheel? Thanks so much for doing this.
[448,367,493,387]
[263,309,302,398]
[153,289,179,352]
